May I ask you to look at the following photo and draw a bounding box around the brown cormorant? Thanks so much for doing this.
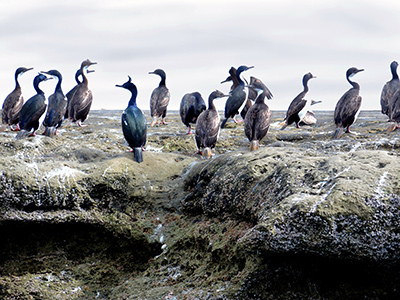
[244,77,273,151]
[195,90,228,158]
[381,61,399,120]
[65,68,95,120]
[1,67,33,131]
[221,65,254,128]
[41,70,67,136]
[179,92,206,134]
[116,76,147,163]
[149,69,170,127]
[16,73,50,139]
[281,72,316,130]
[67,59,97,126]
[333,67,364,138]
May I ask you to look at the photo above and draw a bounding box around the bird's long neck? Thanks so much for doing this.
[303,77,310,93]
[236,70,245,86]
[75,70,82,84]
[159,75,166,87]
[80,66,89,86]
[208,97,216,111]
[14,72,21,90]
[34,80,44,95]
[55,75,63,93]
[128,88,138,107]
[255,90,266,104]
[347,75,360,89]
[391,64,399,80]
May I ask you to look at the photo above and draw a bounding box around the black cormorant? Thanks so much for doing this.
[381,61,399,120]
[1,67,33,131]
[16,73,50,139]
[195,90,228,158]
[65,68,95,120]
[333,67,364,138]
[67,59,97,126]
[116,76,147,163]
[41,70,67,136]
[281,72,316,130]
[149,69,170,127]
[244,77,273,151]
[179,92,206,134]
[221,67,259,120]
[221,65,254,128]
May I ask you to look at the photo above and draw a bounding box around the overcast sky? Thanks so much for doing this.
[1,0,400,112]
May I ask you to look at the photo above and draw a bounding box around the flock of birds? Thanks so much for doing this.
[1,59,400,163]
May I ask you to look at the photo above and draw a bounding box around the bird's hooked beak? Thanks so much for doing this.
[357,69,365,73]
[311,100,322,106]
[87,69,95,74]
[220,77,231,84]
[247,66,255,70]
[115,84,123,88]
[26,67,34,72]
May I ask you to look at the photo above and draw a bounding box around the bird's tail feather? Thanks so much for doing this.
[333,128,344,139]
[134,147,143,163]
[221,118,228,128]
[250,140,259,151]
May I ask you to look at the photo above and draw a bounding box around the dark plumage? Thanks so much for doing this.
[67,59,97,126]
[244,77,273,151]
[281,72,315,130]
[1,67,33,131]
[381,61,400,119]
[195,90,228,158]
[221,67,260,120]
[117,76,147,163]
[333,67,364,138]
[41,70,67,136]
[16,74,50,139]
[221,65,254,128]
[149,69,170,127]
[179,92,206,134]
[65,68,95,119]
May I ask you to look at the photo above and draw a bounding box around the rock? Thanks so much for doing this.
[2,110,400,299]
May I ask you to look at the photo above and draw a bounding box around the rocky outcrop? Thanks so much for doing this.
[1,110,400,299]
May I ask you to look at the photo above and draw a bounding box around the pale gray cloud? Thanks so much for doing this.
[1,0,400,113]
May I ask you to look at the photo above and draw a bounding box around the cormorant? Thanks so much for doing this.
[333,67,364,138]
[244,77,273,151]
[67,59,97,126]
[221,65,254,128]
[116,76,147,163]
[149,69,170,127]
[281,72,316,130]
[1,67,33,131]
[16,73,50,139]
[41,70,67,136]
[380,61,399,120]
[220,67,259,120]
[65,68,95,120]
[179,92,206,134]
[195,90,228,158]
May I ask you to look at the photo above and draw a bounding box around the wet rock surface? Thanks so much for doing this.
[1,109,400,299]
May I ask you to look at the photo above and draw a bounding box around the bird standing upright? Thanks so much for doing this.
[117,76,147,163]
[1,67,33,131]
[221,65,254,128]
[333,67,364,138]
[67,59,97,126]
[195,90,228,158]
[281,72,316,130]
[179,92,206,134]
[41,69,67,136]
[380,61,400,120]
[149,69,170,127]
[16,73,50,139]
[244,77,273,151]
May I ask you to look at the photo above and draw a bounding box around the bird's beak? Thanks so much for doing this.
[220,78,229,84]
[87,69,95,74]
[89,61,97,66]
[248,66,255,70]
[115,84,123,88]
[26,67,34,72]
[358,69,365,73]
